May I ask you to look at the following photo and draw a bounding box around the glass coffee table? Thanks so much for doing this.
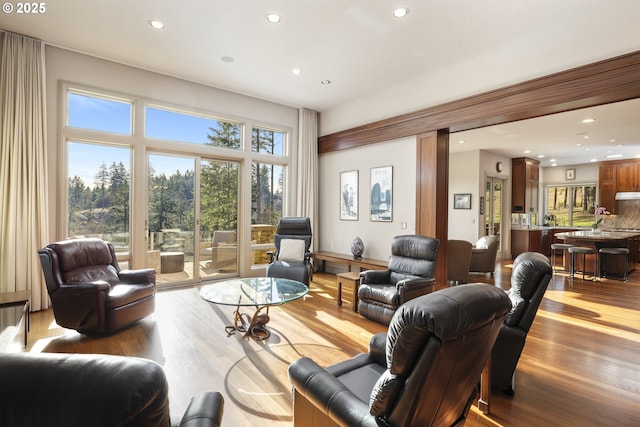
[200,277,308,340]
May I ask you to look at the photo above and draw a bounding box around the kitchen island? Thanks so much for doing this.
[555,230,640,277]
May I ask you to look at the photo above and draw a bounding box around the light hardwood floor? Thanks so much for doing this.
[23,260,640,426]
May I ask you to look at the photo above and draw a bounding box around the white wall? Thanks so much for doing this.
[318,137,416,267]
[448,151,480,241]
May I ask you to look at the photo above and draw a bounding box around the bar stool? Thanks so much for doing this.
[568,246,597,281]
[598,247,630,282]
[550,243,574,275]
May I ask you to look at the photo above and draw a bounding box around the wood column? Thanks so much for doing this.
[416,129,449,286]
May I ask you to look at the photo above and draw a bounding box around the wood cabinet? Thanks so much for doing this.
[512,157,539,213]
[598,162,617,214]
[598,159,640,215]
[616,162,640,191]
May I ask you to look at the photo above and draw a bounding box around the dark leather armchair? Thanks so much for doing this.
[0,352,223,427]
[492,251,552,393]
[469,235,499,275]
[358,235,439,325]
[266,217,313,285]
[38,238,156,334]
[288,283,512,427]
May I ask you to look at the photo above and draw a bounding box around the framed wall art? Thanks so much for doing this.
[454,193,472,209]
[565,168,576,180]
[340,170,358,220]
[370,166,393,222]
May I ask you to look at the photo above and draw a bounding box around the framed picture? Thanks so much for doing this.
[340,170,358,220]
[370,166,393,221]
[454,193,472,209]
[565,168,576,180]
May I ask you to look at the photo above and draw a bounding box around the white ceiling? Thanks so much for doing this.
[1,0,640,165]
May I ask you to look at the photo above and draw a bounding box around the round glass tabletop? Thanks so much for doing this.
[199,277,308,307]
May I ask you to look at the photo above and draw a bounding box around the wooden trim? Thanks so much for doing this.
[318,50,640,154]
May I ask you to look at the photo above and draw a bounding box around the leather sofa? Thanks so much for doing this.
[38,238,156,334]
[358,235,439,325]
[492,251,552,393]
[0,352,223,427]
[288,283,512,427]
[469,235,499,275]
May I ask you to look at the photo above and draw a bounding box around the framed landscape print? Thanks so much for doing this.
[340,170,358,220]
[370,166,392,221]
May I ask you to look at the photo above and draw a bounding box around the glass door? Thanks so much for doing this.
[485,177,504,256]
[147,154,195,285]
[199,159,239,280]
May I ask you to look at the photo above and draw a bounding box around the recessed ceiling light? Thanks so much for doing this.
[583,135,590,139]
[292,69,302,75]
[537,154,544,158]
[458,140,465,144]
[582,118,596,123]
[149,20,165,30]
[606,154,623,159]
[576,143,582,146]
[610,139,617,142]
[321,80,331,85]
[590,158,598,162]
[266,13,281,23]
[393,7,409,18]
[550,158,557,162]
[523,150,531,154]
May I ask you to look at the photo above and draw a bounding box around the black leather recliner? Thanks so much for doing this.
[288,283,512,427]
[492,251,552,393]
[358,235,439,325]
[266,217,313,285]
[0,352,223,427]
[38,238,156,334]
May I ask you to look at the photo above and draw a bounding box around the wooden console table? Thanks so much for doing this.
[313,251,387,273]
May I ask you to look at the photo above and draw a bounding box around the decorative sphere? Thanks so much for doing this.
[351,237,364,258]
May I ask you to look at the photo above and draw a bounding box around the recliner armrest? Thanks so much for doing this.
[288,357,377,427]
[396,277,435,291]
[59,281,111,293]
[119,268,156,285]
[369,333,387,366]
[178,391,224,427]
[472,248,489,255]
[360,269,390,284]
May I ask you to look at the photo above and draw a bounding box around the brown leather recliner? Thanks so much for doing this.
[492,251,552,393]
[0,352,223,427]
[288,283,512,427]
[38,238,156,334]
[358,235,439,325]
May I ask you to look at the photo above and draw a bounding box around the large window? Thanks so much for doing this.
[546,185,597,227]
[63,84,291,283]
[67,141,131,266]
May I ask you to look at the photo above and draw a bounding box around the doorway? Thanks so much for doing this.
[484,177,505,258]
[146,154,239,286]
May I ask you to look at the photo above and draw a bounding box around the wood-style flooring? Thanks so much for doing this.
[23,260,640,426]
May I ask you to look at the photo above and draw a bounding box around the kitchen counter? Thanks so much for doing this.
[555,230,640,276]
[555,230,640,241]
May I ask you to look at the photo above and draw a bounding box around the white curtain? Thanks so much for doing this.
[0,32,50,311]
[296,108,318,251]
